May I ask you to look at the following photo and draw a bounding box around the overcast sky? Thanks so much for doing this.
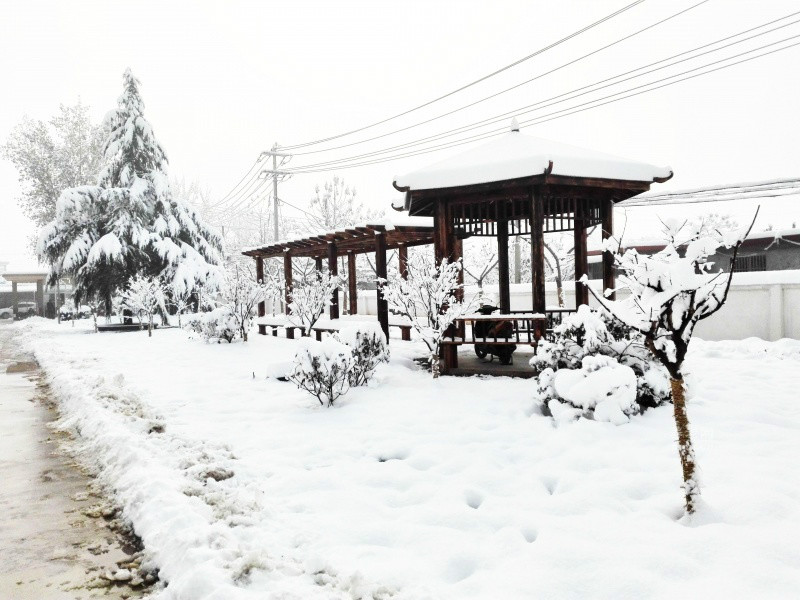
[2,0,799,269]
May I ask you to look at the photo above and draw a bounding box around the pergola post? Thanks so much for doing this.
[347,251,358,315]
[398,244,408,280]
[255,256,265,317]
[328,241,339,319]
[11,281,18,317]
[496,202,511,313]
[601,198,616,300]
[530,187,546,314]
[315,256,323,272]
[375,232,389,342]
[573,206,589,307]
[283,251,293,316]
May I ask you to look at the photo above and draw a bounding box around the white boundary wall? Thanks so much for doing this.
[266,270,800,342]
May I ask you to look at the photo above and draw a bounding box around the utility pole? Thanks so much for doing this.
[261,144,292,242]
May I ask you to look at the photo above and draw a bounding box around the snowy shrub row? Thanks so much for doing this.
[289,323,389,406]
[530,306,670,425]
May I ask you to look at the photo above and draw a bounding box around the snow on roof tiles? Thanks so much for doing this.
[394,130,671,191]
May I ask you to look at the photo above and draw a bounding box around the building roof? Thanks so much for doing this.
[393,129,672,192]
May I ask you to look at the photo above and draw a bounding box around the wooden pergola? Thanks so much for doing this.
[393,125,673,373]
[242,221,437,340]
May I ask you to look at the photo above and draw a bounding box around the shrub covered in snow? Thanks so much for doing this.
[335,323,389,387]
[185,307,237,343]
[531,306,670,424]
[289,337,353,407]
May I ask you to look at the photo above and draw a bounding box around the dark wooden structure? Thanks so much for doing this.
[393,128,672,374]
[243,222,436,341]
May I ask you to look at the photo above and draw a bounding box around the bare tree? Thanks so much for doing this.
[2,101,103,230]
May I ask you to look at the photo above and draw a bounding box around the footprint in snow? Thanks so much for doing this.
[464,489,484,509]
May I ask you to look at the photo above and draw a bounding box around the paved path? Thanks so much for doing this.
[0,323,146,599]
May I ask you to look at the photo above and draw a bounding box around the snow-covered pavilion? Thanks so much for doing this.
[392,123,672,373]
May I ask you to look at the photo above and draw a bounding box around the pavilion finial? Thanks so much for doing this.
[510,117,520,132]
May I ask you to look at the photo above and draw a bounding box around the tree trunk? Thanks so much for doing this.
[670,378,699,515]
[148,317,153,337]
[431,350,440,379]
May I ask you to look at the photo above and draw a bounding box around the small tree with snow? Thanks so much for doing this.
[121,275,165,337]
[586,214,756,515]
[289,337,353,407]
[381,253,476,378]
[218,262,267,342]
[287,270,340,335]
[166,282,193,327]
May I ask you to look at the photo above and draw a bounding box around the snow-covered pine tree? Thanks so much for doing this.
[585,212,757,515]
[38,69,222,314]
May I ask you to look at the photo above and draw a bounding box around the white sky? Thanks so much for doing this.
[2,0,800,269]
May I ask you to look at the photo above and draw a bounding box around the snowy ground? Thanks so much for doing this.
[11,318,800,599]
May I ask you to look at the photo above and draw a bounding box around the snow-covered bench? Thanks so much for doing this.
[257,314,412,341]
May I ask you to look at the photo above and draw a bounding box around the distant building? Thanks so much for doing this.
[587,228,800,279]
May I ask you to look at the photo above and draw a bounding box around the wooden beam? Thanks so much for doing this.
[375,232,389,341]
[283,251,293,316]
[602,198,616,300]
[255,256,265,318]
[496,202,510,313]
[530,186,546,314]
[398,244,408,280]
[328,241,339,320]
[573,204,589,307]
[347,251,358,315]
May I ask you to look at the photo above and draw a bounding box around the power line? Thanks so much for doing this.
[283,35,800,174]
[283,10,799,170]
[290,0,710,157]
[207,157,263,209]
[279,0,648,150]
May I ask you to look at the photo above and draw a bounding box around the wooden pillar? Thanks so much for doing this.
[433,198,453,264]
[530,187,546,314]
[11,281,18,317]
[327,242,339,319]
[496,202,511,313]
[283,251,292,316]
[36,279,44,316]
[315,256,323,272]
[347,251,358,315]
[398,244,408,280]
[375,233,389,342]
[601,198,616,300]
[573,205,589,308]
[433,197,457,371]
[255,257,265,317]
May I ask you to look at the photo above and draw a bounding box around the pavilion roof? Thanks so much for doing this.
[393,130,672,193]
[242,217,436,259]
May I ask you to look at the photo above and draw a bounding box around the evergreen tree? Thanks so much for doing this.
[39,69,222,315]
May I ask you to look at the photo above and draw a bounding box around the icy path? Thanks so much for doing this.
[0,324,146,599]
